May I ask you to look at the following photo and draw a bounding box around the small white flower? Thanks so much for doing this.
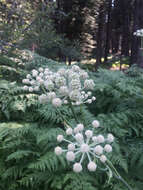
[66,151,75,161]
[70,79,81,90]
[23,86,28,91]
[26,74,31,79]
[69,90,81,101]
[55,146,63,155]
[92,96,96,101]
[57,135,64,142]
[32,69,38,76]
[34,86,39,91]
[84,79,95,90]
[100,155,107,163]
[59,86,69,96]
[92,120,100,128]
[85,130,93,138]
[87,99,92,104]
[39,67,44,72]
[73,163,82,173]
[47,92,56,101]
[92,136,98,143]
[63,100,68,104]
[107,134,114,143]
[39,94,48,103]
[22,79,30,84]
[87,91,92,96]
[74,127,80,134]
[75,133,83,142]
[71,65,80,72]
[66,128,73,135]
[39,72,44,77]
[77,124,84,131]
[55,76,66,87]
[97,135,105,143]
[68,144,75,151]
[87,162,97,172]
[104,144,112,153]
[29,87,33,92]
[94,145,103,155]
[80,144,90,153]
[52,98,62,107]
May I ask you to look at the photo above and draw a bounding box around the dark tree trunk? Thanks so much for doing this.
[121,0,131,56]
[104,0,112,63]
[95,5,105,70]
[130,0,143,66]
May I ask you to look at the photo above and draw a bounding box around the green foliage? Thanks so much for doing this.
[0,56,143,190]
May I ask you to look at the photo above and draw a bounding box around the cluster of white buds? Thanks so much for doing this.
[134,29,143,37]
[55,120,114,173]
[22,65,96,107]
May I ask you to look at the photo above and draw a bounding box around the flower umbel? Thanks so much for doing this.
[55,120,114,173]
[22,65,96,107]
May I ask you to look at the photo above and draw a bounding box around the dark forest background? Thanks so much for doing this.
[1,0,143,69]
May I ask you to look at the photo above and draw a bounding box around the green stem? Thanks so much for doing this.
[68,99,79,123]
[106,159,133,190]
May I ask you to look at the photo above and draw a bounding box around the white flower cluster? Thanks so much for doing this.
[22,65,96,107]
[55,120,114,173]
[134,29,143,37]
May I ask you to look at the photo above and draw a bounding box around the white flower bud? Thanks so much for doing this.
[85,130,93,138]
[84,79,95,90]
[70,79,81,90]
[63,100,68,104]
[68,144,75,151]
[57,135,63,142]
[39,72,44,77]
[29,87,33,92]
[104,144,112,153]
[87,162,97,172]
[69,90,81,101]
[92,96,96,101]
[39,67,44,72]
[32,69,38,76]
[59,86,69,96]
[92,136,98,143]
[97,135,105,143]
[66,151,75,161]
[87,99,92,104]
[55,146,62,155]
[73,163,82,173]
[52,98,62,107]
[66,128,73,135]
[75,133,83,142]
[87,91,92,96]
[80,144,90,153]
[34,86,39,91]
[22,79,30,84]
[39,94,48,104]
[100,155,107,163]
[23,86,28,91]
[30,80,35,85]
[55,76,66,87]
[26,74,31,79]
[77,124,84,131]
[107,134,114,143]
[94,145,103,155]
[74,127,80,134]
[71,65,80,72]
[80,71,88,79]
[92,120,100,128]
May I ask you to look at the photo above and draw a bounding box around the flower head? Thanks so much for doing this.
[22,65,96,106]
[55,120,114,173]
